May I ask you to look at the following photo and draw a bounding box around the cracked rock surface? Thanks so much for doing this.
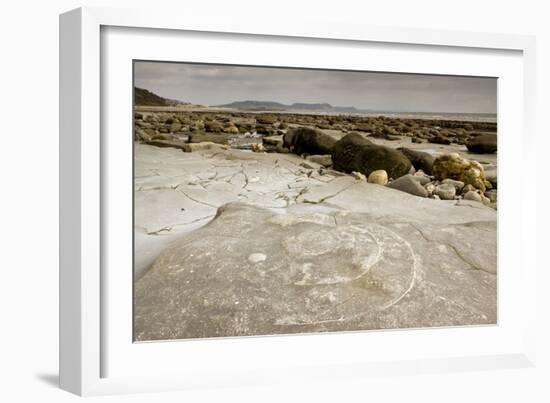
[134,143,345,277]
[134,144,496,341]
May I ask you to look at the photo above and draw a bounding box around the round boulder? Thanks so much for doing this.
[429,135,452,145]
[432,153,487,191]
[434,183,456,200]
[367,170,388,185]
[283,127,337,156]
[332,133,412,179]
[463,190,482,202]
[466,134,497,154]
[441,178,465,193]
[397,147,435,175]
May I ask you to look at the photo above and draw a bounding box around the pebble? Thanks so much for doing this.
[248,253,267,263]
[462,184,475,194]
[441,178,465,193]
[251,143,265,152]
[434,183,457,200]
[367,170,388,185]
[463,190,482,202]
[351,171,367,181]
[387,174,428,197]
[481,194,492,206]
[425,183,436,194]
[411,175,431,186]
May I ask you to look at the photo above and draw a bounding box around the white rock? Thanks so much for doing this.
[248,253,267,263]
[367,170,388,185]
[463,190,482,202]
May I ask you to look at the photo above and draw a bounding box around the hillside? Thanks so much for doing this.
[134,87,185,106]
[217,100,359,113]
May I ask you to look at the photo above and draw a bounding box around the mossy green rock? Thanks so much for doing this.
[332,133,412,179]
[466,134,497,154]
[283,127,338,156]
[432,153,486,191]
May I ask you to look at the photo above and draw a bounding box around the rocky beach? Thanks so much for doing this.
[133,106,498,341]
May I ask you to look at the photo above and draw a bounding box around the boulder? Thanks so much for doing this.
[463,190,482,202]
[461,184,475,194]
[169,122,182,133]
[256,115,277,125]
[283,127,338,155]
[425,183,436,195]
[251,143,265,153]
[411,172,431,186]
[441,178,465,193]
[134,202,496,340]
[255,124,275,135]
[332,133,412,179]
[145,114,158,123]
[387,174,428,197]
[434,183,456,200]
[398,147,435,175]
[223,123,240,134]
[204,120,224,133]
[467,134,497,154]
[429,135,452,145]
[432,153,487,191]
[262,136,283,147]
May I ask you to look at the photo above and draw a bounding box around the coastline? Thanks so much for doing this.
[132,108,497,339]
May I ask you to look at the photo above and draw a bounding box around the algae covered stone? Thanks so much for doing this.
[283,127,337,155]
[332,133,412,179]
[466,134,497,154]
[432,153,487,191]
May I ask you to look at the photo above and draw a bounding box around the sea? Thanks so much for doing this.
[356,112,497,123]
[233,109,497,123]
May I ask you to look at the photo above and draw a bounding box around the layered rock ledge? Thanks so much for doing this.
[134,144,496,341]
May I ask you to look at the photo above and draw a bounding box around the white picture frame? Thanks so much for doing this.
[59,6,538,396]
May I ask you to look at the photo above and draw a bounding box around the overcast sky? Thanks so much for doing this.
[134,61,497,114]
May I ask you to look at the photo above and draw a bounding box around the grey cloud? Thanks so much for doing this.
[134,61,496,113]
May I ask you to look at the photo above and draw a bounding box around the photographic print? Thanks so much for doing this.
[132,61,497,342]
